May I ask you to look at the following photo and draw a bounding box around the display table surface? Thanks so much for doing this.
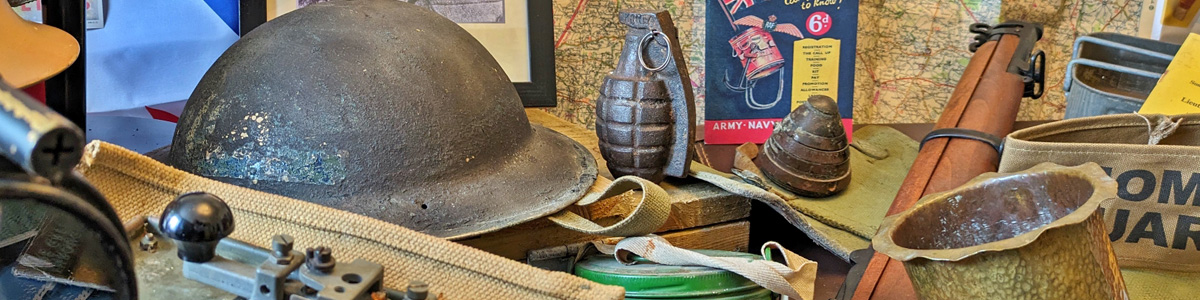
[465,109,878,299]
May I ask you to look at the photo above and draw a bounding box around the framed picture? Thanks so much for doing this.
[256,0,556,107]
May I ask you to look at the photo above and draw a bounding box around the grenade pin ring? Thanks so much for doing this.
[637,29,672,73]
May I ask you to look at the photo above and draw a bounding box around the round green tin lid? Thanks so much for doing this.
[573,250,772,299]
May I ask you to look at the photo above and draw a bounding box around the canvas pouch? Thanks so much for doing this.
[1000,113,1200,271]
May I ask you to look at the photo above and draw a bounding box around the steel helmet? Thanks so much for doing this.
[166,0,597,239]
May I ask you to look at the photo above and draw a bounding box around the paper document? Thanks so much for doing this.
[1139,33,1200,114]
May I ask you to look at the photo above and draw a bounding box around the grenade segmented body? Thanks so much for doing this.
[595,10,694,183]
[597,75,672,182]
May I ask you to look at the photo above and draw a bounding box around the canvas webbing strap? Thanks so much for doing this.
[548,175,671,236]
[549,163,817,300]
[592,235,816,300]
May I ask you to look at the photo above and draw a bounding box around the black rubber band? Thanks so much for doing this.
[919,128,1004,154]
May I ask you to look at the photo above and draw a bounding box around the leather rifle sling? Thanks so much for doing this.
[851,29,1031,300]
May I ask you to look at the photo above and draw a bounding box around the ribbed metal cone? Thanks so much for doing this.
[756,95,850,197]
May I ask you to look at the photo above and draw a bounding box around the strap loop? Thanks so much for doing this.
[548,175,671,237]
[594,235,817,300]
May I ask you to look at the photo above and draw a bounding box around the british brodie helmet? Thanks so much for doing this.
[167,0,597,239]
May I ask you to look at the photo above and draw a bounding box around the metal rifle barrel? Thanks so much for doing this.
[0,81,85,182]
[852,21,1043,300]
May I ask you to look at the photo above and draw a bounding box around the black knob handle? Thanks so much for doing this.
[159,192,235,262]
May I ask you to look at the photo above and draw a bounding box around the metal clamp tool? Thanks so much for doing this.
[156,192,433,300]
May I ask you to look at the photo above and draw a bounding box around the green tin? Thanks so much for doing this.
[573,250,773,300]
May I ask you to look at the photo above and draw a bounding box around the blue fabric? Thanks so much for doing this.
[203,0,240,33]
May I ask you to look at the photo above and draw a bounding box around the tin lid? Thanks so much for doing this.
[573,250,770,299]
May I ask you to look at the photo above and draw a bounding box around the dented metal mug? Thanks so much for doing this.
[872,163,1128,300]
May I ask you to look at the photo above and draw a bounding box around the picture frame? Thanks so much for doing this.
[248,0,556,107]
[512,0,556,107]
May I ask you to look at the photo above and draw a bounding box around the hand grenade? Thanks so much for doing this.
[596,10,695,183]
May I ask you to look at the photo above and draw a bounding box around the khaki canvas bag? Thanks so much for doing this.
[78,141,626,300]
[1000,113,1200,271]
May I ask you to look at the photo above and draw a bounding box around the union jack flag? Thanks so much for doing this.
[724,0,756,14]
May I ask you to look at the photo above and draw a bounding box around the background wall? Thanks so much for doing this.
[545,0,1153,129]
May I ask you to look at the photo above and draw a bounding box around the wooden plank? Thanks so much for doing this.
[609,220,751,253]
[600,180,750,232]
[459,110,752,260]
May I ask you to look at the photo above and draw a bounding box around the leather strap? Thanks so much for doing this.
[919,128,1004,154]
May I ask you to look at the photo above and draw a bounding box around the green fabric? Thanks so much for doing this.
[553,125,916,260]
[795,213,870,259]
[772,126,919,238]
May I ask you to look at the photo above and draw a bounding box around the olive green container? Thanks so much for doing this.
[573,250,773,300]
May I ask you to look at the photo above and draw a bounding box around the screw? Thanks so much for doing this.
[317,247,332,261]
[139,233,158,253]
[271,234,294,264]
[305,246,336,273]
[405,281,429,300]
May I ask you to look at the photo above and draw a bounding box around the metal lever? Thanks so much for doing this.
[966,21,1046,99]
[1021,50,1046,99]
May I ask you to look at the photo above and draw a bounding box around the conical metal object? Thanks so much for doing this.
[755,95,850,197]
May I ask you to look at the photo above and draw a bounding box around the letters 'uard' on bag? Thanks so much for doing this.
[161,0,598,240]
[1000,113,1200,272]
